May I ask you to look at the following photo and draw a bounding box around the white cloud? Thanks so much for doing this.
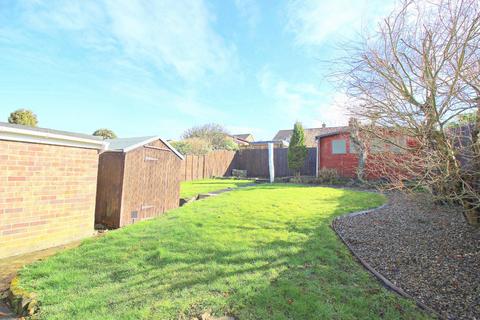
[109,79,226,122]
[20,0,236,81]
[235,0,260,29]
[309,93,351,127]
[257,66,349,127]
[285,0,394,47]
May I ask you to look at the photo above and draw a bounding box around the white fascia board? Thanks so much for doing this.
[0,126,105,150]
[160,138,185,160]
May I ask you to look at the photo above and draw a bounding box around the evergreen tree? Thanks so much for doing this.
[288,122,307,176]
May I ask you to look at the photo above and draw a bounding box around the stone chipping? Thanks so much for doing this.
[335,192,480,320]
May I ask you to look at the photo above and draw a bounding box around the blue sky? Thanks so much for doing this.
[0,0,393,140]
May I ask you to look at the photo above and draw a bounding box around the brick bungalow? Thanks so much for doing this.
[0,122,104,259]
[315,126,410,179]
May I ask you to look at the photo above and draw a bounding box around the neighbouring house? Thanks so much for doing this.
[242,140,289,149]
[232,133,254,142]
[0,122,104,259]
[229,135,250,146]
[95,136,184,229]
[315,126,411,179]
[273,124,346,147]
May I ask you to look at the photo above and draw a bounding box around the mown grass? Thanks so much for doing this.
[18,184,430,319]
[180,178,254,198]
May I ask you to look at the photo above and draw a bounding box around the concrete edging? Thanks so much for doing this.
[179,183,259,206]
[331,201,445,319]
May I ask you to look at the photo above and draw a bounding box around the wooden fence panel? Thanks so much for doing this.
[236,147,316,178]
[236,148,269,177]
[180,147,316,181]
[180,150,237,181]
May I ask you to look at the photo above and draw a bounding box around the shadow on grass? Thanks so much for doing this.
[18,185,429,320]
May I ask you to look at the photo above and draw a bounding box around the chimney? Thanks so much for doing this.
[322,123,326,128]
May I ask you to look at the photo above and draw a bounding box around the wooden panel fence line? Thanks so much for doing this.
[180,150,238,181]
[236,147,317,178]
[180,147,317,181]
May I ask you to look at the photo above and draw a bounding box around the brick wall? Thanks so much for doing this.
[319,133,359,178]
[0,140,99,259]
[318,132,410,179]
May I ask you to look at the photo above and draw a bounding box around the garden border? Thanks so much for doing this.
[331,199,445,319]
[179,182,260,206]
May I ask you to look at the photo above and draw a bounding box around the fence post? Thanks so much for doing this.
[268,142,275,183]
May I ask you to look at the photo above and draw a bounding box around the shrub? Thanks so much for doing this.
[289,176,316,184]
[170,138,212,156]
[315,169,340,184]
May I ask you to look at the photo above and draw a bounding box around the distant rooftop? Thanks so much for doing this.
[273,126,348,147]
[232,133,254,141]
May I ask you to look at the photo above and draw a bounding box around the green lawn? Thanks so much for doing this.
[17,185,430,320]
[180,178,254,198]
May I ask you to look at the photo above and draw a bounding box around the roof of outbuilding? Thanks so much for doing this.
[315,126,350,139]
[0,121,105,149]
[0,121,103,141]
[105,136,156,151]
[104,136,184,159]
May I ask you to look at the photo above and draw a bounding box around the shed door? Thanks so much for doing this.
[141,147,168,218]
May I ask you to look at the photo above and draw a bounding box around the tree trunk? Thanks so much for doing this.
[349,118,368,182]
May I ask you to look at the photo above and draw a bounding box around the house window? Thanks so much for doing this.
[332,139,346,154]
[349,139,357,154]
[370,138,385,154]
[389,136,407,153]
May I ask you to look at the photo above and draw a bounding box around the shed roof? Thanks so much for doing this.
[0,122,105,149]
[104,136,184,159]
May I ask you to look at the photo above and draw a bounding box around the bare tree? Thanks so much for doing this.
[349,117,368,181]
[338,0,480,224]
[182,123,238,151]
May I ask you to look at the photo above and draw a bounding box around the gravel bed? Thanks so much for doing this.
[335,192,480,320]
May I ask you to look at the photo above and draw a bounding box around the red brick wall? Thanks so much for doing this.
[318,133,411,179]
[0,140,99,259]
[319,133,359,178]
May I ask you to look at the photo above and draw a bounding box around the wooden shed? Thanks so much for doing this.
[95,136,184,229]
[0,122,104,259]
